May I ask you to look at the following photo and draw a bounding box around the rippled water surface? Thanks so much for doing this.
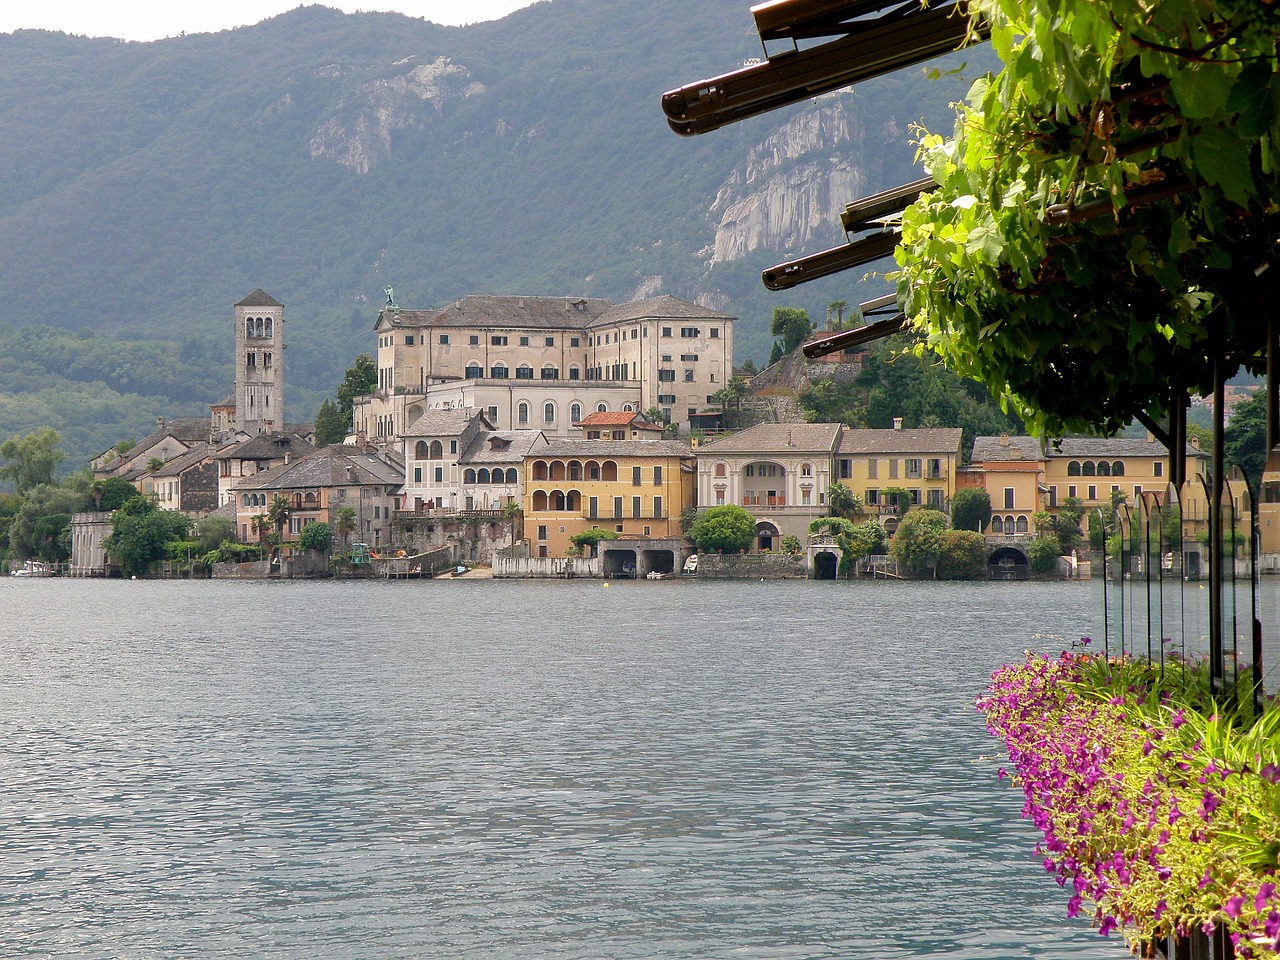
[0,578,1124,959]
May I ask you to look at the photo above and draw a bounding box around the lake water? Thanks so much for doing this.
[0,578,1124,959]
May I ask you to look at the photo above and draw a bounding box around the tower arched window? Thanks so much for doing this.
[256,318,264,338]
[570,403,582,424]
[265,318,273,338]
[246,319,253,338]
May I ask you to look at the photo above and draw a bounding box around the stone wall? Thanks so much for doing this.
[695,552,808,579]
[395,513,516,565]
[212,551,330,579]
[493,553,601,579]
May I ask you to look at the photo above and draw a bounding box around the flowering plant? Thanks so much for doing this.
[979,649,1280,956]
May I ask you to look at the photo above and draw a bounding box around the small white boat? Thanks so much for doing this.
[646,571,665,580]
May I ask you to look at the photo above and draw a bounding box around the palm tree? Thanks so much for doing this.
[267,494,291,542]
[251,513,270,547]
[333,505,357,548]
[501,500,523,551]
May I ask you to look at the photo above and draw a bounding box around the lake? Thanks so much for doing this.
[0,577,1123,959]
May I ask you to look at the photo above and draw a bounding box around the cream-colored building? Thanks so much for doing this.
[358,294,734,440]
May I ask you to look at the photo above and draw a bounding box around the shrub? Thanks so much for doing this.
[1028,534,1063,573]
[936,529,987,579]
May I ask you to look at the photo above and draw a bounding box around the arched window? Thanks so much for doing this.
[570,403,582,424]
[544,402,556,423]
[597,402,608,413]
[256,318,264,338]
[801,462,813,477]
[518,402,530,425]
[566,491,580,511]
[415,440,428,459]
[623,403,633,412]
[1015,515,1028,533]
[549,461,566,481]
[601,461,618,482]
[265,318,273,338]
[569,461,582,481]
[242,494,251,507]
[1112,461,1125,476]
[552,491,566,511]
[1082,461,1096,476]
[506,468,518,484]
[1067,461,1082,476]
[1097,460,1111,477]
[491,363,508,379]
[464,469,476,483]
[991,515,1004,533]
[533,490,548,511]
[478,468,491,484]
[532,461,548,481]
[517,363,534,380]
[568,364,581,381]
[541,366,558,380]
[429,440,443,459]
[715,462,726,477]
[245,319,253,338]
[465,362,482,380]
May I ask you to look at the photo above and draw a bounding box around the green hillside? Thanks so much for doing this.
[0,0,992,465]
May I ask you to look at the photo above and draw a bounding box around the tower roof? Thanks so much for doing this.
[235,289,283,308]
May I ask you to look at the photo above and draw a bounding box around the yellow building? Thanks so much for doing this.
[835,426,964,528]
[523,439,696,558]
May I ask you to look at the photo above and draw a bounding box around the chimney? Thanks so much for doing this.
[1190,436,1201,450]
[284,453,291,465]
[1146,431,1155,442]
[892,417,903,430]
[157,416,165,430]
[999,433,1010,446]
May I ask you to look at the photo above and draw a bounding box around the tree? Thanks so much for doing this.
[251,513,270,546]
[828,482,864,520]
[937,529,987,579]
[950,487,991,533]
[688,504,756,554]
[313,398,348,447]
[501,500,523,549]
[335,354,378,425]
[894,0,1280,437]
[889,508,949,578]
[194,515,235,554]
[642,406,665,425]
[97,476,142,512]
[267,494,291,542]
[333,506,357,548]
[568,527,618,556]
[1029,536,1064,575]
[780,534,802,556]
[1225,389,1267,493]
[299,521,333,553]
[808,516,857,539]
[0,428,66,494]
[7,483,85,560]
[103,496,192,578]
[769,306,814,358]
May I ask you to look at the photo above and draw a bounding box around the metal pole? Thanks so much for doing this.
[1210,354,1226,692]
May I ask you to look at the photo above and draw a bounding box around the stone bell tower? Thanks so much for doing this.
[233,289,285,435]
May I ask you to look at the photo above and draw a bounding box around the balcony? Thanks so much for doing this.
[742,495,787,507]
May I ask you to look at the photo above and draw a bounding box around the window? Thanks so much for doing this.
[450,440,457,454]
[519,336,529,346]
[570,403,582,423]
[516,365,534,380]
[405,336,414,346]
[439,334,449,345]
[1097,460,1111,477]
[905,458,922,479]
[802,489,812,506]
[1082,461,1097,476]
[1016,516,1029,534]
[245,319,253,338]
[570,337,580,347]
[1068,484,1077,499]
[840,459,851,479]
[632,496,641,518]
[1003,488,1014,509]
[1068,460,1082,476]
[597,403,608,413]
[1153,461,1163,477]
[1113,461,1126,477]
[465,363,482,379]
[927,489,944,509]
[653,466,663,485]
[487,405,499,423]
[464,469,476,483]
[1134,485,1143,499]
[263,352,273,368]
[247,352,256,367]
[991,515,1004,533]
[1088,485,1097,500]
[684,370,694,382]
[658,394,676,405]
[544,402,556,423]
[680,327,700,338]
[434,467,443,482]
[1048,485,1058,508]
[491,335,508,346]
[541,366,558,380]
[889,459,899,479]
[866,489,879,505]
[469,335,479,345]
[588,497,598,519]
[429,440,443,459]
[654,496,663,518]
[715,462,726,477]
[800,463,812,477]
[491,364,508,379]
[661,326,672,337]
[545,337,555,346]
[613,497,623,519]
[867,459,878,479]
[658,369,675,382]
[632,466,642,486]
[927,458,942,479]
[680,354,699,362]
[710,328,719,339]
[537,525,548,541]
[662,354,673,363]
[518,402,529,425]
[568,365,580,381]
[415,440,428,459]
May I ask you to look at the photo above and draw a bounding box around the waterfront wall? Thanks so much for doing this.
[696,552,808,579]
[212,551,330,579]
[494,554,601,578]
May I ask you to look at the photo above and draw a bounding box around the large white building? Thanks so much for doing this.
[353,293,734,441]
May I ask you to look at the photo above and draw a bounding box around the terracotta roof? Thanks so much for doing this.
[235,289,283,308]
[575,411,643,426]
[839,427,963,456]
[590,295,734,326]
[698,422,842,454]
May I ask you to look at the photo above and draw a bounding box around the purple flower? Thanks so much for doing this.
[1257,883,1277,913]
[1260,763,1280,784]
[1225,896,1245,918]
[1172,709,1186,730]
[1068,895,1082,918]
[1098,915,1117,936]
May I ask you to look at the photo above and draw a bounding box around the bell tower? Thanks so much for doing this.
[234,289,285,435]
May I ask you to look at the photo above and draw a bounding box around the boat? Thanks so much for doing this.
[11,560,46,577]
[682,554,699,575]
[646,571,665,580]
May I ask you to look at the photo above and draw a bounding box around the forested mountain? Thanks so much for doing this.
[0,0,992,465]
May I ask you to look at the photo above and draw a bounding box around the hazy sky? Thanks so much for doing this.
[0,1,541,41]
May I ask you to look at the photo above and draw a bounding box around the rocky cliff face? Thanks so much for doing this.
[707,99,868,265]
[309,57,486,174]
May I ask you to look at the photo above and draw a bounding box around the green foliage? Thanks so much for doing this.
[0,428,66,494]
[334,354,377,428]
[1028,535,1063,574]
[880,486,911,517]
[895,0,1280,436]
[94,476,142,512]
[31,512,72,563]
[1225,389,1267,493]
[7,482,87,559]
[936,529,987,579]
[837,518,888,575]
[780,534,802,556]
[194,515,236,554]
[103,496,193,577]
[267,494,292,539]
[299,520,333,553]
[808,515,857,538]
[828,481,863,520]
[950,486,991,533]
[568,527,619,555]
[688,504,756,554]
[332,506,357,545]
[313,398,347,447]
[889,508,949,577]
[769,306,815,358]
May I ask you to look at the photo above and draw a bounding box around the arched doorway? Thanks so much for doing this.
[812,551,839,580]
[988,545,1029,580]
[756,520,780,553]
